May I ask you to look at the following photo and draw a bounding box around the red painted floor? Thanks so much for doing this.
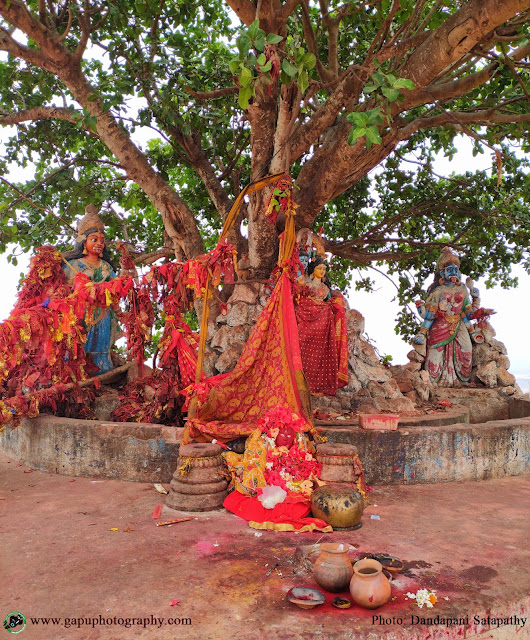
[0,451,528,639]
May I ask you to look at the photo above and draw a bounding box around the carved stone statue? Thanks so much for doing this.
[413,247,484,387]
[295,255,349,396]
[63,205,119,374]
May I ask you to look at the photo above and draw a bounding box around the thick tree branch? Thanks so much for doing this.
[398,109,530,139]
[224,0,256,26]
[184,86,238,100]
[410,64,498,106]
[281,0,303,20]
[0,105,83,127]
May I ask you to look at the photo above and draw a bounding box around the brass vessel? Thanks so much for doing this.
[310,484,364,530]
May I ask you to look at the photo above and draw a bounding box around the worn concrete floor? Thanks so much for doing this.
[0,451,528,640]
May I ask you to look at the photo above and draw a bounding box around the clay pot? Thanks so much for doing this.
[166,443,228,512]
[316,443,360,484]
[349,558,391,609]
[313,543,354,593]
[310,484,364,530]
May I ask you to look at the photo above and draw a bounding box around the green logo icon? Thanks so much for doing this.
[3,613,26,634]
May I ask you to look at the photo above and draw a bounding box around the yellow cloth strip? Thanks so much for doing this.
[249,520,333,533]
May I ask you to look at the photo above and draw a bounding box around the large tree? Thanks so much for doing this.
[0,0,529,337]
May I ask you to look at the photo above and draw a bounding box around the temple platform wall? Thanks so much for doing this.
[1,409,529,486]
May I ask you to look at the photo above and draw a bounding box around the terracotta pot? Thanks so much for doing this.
[310,484,364,530]
[313,543,353,593]
[316,443,360,483]
[349,558,391,609]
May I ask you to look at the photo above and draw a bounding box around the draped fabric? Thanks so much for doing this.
[188,272,312,441]
[295,291,349,395]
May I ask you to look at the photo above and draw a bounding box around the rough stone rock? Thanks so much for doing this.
[382,378,402,399]
[311,394,343,412]
[480,321,496,341]
[476,361,498,388]
[94,390,120,421]
[227,283,260,305]
[371,396,416,413]
[203,348,218,378]
[346,309,365,335]
[367,381,386,397]
[338,376,362,395]
[412,341,427,358]
[215,342,245,374]
[497,368,516,387]
[419,370,431,385]
[210,324,249,352]
[498,386,516,396]
[353,339,380,365]
[404,361,422,372]
[396,377,414,394]
[488,338,508,355]
[349,356,391,386]
[222,301,252,327]
[405,390,418,402]
[472,343,510,369]
[407,349,424,363]
[126,361,153,383]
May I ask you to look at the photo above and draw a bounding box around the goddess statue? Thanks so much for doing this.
[62,205,119,374]
[413,247,483,386]
[295,255,349,396]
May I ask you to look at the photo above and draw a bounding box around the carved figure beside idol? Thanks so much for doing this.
[294,229,349,396]
[413,247,495,387]
[62,205,119,374]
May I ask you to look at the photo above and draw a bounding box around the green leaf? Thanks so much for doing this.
[366,108,383,125]
[239,66,253,87]
[237,33,252,54]
[266,33,283,45]
[238,85,252,109]
[363,83,378,93]
[297,70,309,94]
[254,32,266,52]
[259,61,272,73]
[393,78,415,90]
[257,53,266,66]
[347,112,368,127]
[229,59,241,74]
[381,87,400,102]
[301,53,316,70]
[282,59,298,78]
[248,20,260,39]
[347,127,366,145]
[365,126,382,145]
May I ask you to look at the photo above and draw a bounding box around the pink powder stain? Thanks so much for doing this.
[196,539,217,555]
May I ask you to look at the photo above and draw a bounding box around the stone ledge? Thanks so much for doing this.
[2,414,529,487]
[317,417,530,485]
[0,415,183,483]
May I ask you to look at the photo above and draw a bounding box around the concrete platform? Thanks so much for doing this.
[0,451,528,640]
[1,412,529,485]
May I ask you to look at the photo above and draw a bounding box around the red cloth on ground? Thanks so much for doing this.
[223,490,332,532]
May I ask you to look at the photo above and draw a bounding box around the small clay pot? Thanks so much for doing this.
[311,484,364,530]
[313,543,353,593]
[349,558,391,609]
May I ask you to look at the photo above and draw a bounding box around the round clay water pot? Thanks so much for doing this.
[313,543,353,593]
[349,558,391,609]
[310,484,364,530]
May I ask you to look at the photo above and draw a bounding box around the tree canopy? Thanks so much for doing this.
[0,0,529,337]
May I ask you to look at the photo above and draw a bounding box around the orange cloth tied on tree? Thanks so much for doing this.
[188,272,312,440]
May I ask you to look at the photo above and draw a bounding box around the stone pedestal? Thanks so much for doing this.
[166,443,228,511]
[316,443,361,484]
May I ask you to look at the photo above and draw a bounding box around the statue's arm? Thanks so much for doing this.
[413,291,437,344]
